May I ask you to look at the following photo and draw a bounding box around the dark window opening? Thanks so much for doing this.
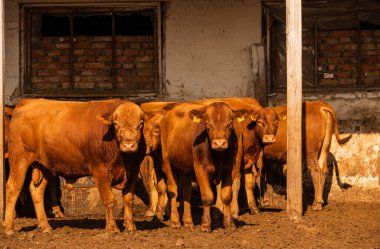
[40,14,70,37]
[73,15,112,36]
[115,12,154,36]
[360,22,380,30]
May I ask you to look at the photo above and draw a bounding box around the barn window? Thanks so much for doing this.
[23,5,160,97]
[264,3,380,93]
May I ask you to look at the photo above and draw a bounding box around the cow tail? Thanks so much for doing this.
[322,105,352,145]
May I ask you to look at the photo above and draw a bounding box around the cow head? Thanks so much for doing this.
[97,102,144,153]
[143,111,165,154]
[189,102,249,151]
[251,108,279,145]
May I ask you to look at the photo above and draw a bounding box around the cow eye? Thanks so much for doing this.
[113,122,119,128]
[153,128,160,134]
[137,121,144,130]
[274,121,279,127]
[257,120,264,126]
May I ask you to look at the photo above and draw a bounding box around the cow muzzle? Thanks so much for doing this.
[120,141,138,153]
[262,135,276,144]
[211,139,228,151]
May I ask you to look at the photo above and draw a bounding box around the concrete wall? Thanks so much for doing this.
[269,91,380,188]
[163,0,261,100]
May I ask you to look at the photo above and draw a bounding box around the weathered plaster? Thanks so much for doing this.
[269,91,380,188]
[164,0,261,100]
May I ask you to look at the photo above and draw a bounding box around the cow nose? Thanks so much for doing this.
[262,135,276,144]
[120,141,138,153]
[211,139,228,151]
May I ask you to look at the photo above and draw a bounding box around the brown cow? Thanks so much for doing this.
[139,98,279,219]
[199,98,279,218]
[4,98,146,235]
[158,102,250,232]
[4,106,14,159]
[263,101,351,210]
[139,102,176,217]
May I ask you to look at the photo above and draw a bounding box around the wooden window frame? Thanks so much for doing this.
[20,3,162,98]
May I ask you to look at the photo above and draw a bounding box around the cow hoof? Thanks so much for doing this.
[224,222,236,230]
[183,222,194,230]
[250,207,260,215]
[124,224,136,232]
[41,226,52,233]
[54,211,65,218]
[231,211,239,220]
[145,210,155,218]
[155,212,165,221]
[171,222,181,229]
[201,224,211,233]
[312,203,323,211]
[5,229,15,236]
[107,226,121,234]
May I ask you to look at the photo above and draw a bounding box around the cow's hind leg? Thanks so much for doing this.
[45,171,64,218]
[212,182,223,219]
[181,173,193,229]
[93,170,120,233]
[4,156,34,235]
[29,167,51,233]
[307,156,323,211]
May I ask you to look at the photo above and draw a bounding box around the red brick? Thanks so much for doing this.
[326,38,338,44]
[361,43,375,50]
[32,50,45,57]
[31,63,49,70]
[361,37,372,43]
[123,50,139,56]
[56,43,70,49]
[340,64,353,71]
[338,78,356,85]
[374,64,380,70]
[339,37,351,43]
[328,58,345,64]
[361,30,372,37]
[365,71,380,77]
[78,82,96,89]
[92,42,109,49]
[343,44,357,50]
[335,72,351,78]
[85,63,106,69]
[327,64,336,71]
[74,50,85,55]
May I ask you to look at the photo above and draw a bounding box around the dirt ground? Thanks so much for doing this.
[0,186,379,249]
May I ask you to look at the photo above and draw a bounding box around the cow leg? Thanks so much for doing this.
[182,174,193,229]
[230,177,241,219]
[29,168,52,233]
[221,171,236,229]
[155,176,167,221]
[4,157,33,235]
[122,167,140,232]
[212,182,223,219]
[307,156,323,211]
[161,153,180,228]
[141,156,158,218]
[245,168,260,214]
[194,163,213,233]
[93,171,120,233]
[45,172,64,218]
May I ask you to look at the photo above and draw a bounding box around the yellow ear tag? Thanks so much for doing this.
[250,115,256,121]
[193,116,201,123]
[237,116,245,123]
[280,115,287,121]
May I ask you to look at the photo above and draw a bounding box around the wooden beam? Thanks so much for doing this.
[0,0,4,220]
[286,0,303,220]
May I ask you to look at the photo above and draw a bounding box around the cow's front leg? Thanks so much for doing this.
[245,168,260,214]
[221,170,236,229]
[93,170,120,233]
[194,163,213,233]
[230,177,241,219]
[122,167,140,232]
[212,182,223,219]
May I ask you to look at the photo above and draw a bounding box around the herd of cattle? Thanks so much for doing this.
[2,97,351,235]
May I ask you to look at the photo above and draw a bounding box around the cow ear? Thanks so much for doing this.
[232,109,250,123]
[96,113,113,125]
[189,108,206,123]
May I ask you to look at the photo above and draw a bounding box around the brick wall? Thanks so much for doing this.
[318,30,380,87]
[30,35,155,92]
